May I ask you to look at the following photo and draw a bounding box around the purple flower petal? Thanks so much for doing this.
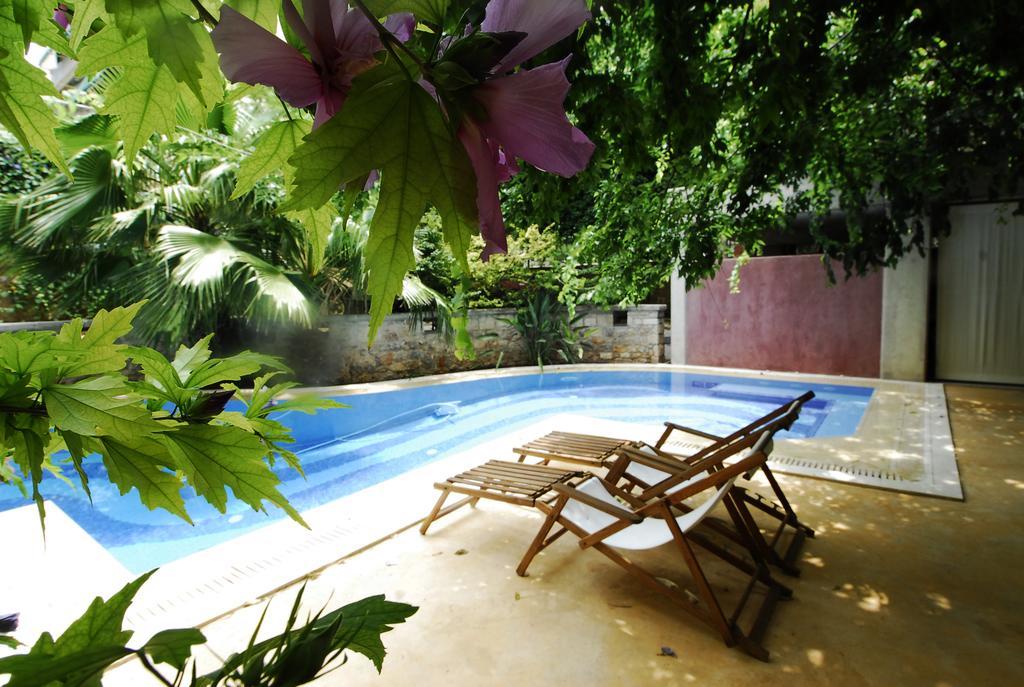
[474,57,594,177]
[384,13,417,43]
[364,169,380,190]
[458,121,509,258]
[482,0,590,72]
[304,0,341,65]
[314,88,348,128]
[283,0,325,66]
[333,4,382,64]
[212,6,323,108]
[53,5,70,31]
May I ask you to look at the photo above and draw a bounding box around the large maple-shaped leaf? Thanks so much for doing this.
[283,69,477,342]
[96,436,191,523]
[226,0,279,31]
[288,205,337,276]
[42,376,166,441]
[10,0,47,47]
[80,301,145,348]
[363,0,449,25]
[49,302,145,376]
[0,43,72,175]
[103,0,223,106]
[0,572,155,687]
[0,331,54,374]
[77,27,179,164]
[69,0,109,51]
[231,119,310,200]
[161,424,307,526]
[142,628,206,671]
[183,350,283,389]
[171,334,214,378]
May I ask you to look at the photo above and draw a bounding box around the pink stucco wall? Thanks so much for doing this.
[685,255,882,377]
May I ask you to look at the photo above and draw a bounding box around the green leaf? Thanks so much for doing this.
[69,0,109,52]
[284,71,477,343]
[126,346,185,404]
[80,301,146,348]
[232,119,310,200]
[50,307,143,377]
[43,376,166,441]
[324,595,418,672]
[62,431,93,502]
[287,205,337,276]
[184,350,284,389]
[0,46,72,175]
[362,0,448,25]
[97,436,191,523]
[226,0,279,32]
[0,331,54,375]
[53,571,155,653]
[265,396,349,415]
[171,334,214,378]
[7,423,46,524]
[10,0,46,46]
[162,424,307,525]
[215,410,257,432]
[77,27,180,164]
[0,571,159,687]
[104,0,223,106]
[142,628,206,670]
[0,645,133,687]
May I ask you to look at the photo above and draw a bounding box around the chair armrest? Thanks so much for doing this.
[662,422,723,442]
[552,483,643,523]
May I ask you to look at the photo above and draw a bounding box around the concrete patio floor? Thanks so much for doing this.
[112,384,1023,686]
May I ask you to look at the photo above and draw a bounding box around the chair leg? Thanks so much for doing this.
[733,485,808,577]
[419,488,479,535]
[516,496,568,577]
[660,503,736,646]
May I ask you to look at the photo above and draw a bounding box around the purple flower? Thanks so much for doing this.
[456,0,595,257]
[211,0,415,128]
[53,3,70,31]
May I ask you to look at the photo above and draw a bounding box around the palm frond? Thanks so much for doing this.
[7,148,120,250]
[157,224,241,291]
[86,204,152,243]
[400,274,442,310]
[55,114,119,158]
[158,225,313,327]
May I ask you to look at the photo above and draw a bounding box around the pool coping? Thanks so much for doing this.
[0,363,961,648]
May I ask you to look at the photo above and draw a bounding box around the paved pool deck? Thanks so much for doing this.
[104,383,1023,686]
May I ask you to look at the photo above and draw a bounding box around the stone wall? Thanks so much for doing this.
[254,305,666,386]
[580,305,666,365]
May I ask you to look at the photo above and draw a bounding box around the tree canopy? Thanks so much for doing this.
[503,0,1024,301]
[3,1,1021,314]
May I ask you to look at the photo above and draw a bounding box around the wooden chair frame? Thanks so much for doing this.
[516,433,790,661]
[514,393,817,575]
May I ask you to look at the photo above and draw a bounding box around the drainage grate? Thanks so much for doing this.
[662,439,909,485]
[766,455,907,483]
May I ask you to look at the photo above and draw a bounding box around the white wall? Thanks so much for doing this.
[880,227,931,381]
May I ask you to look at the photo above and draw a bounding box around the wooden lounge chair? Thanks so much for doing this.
[516,431,790,661]
[514,392,816,575]
[419,460,589,535]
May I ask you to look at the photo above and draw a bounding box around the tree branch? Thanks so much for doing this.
[0,404,48,417]
[136,651,177,687]
[351,0,427,74]
[191,0,218,27]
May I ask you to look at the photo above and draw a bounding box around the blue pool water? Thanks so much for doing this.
[0,370,872,572]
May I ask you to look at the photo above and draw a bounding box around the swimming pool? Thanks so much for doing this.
[0,369,872,572]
